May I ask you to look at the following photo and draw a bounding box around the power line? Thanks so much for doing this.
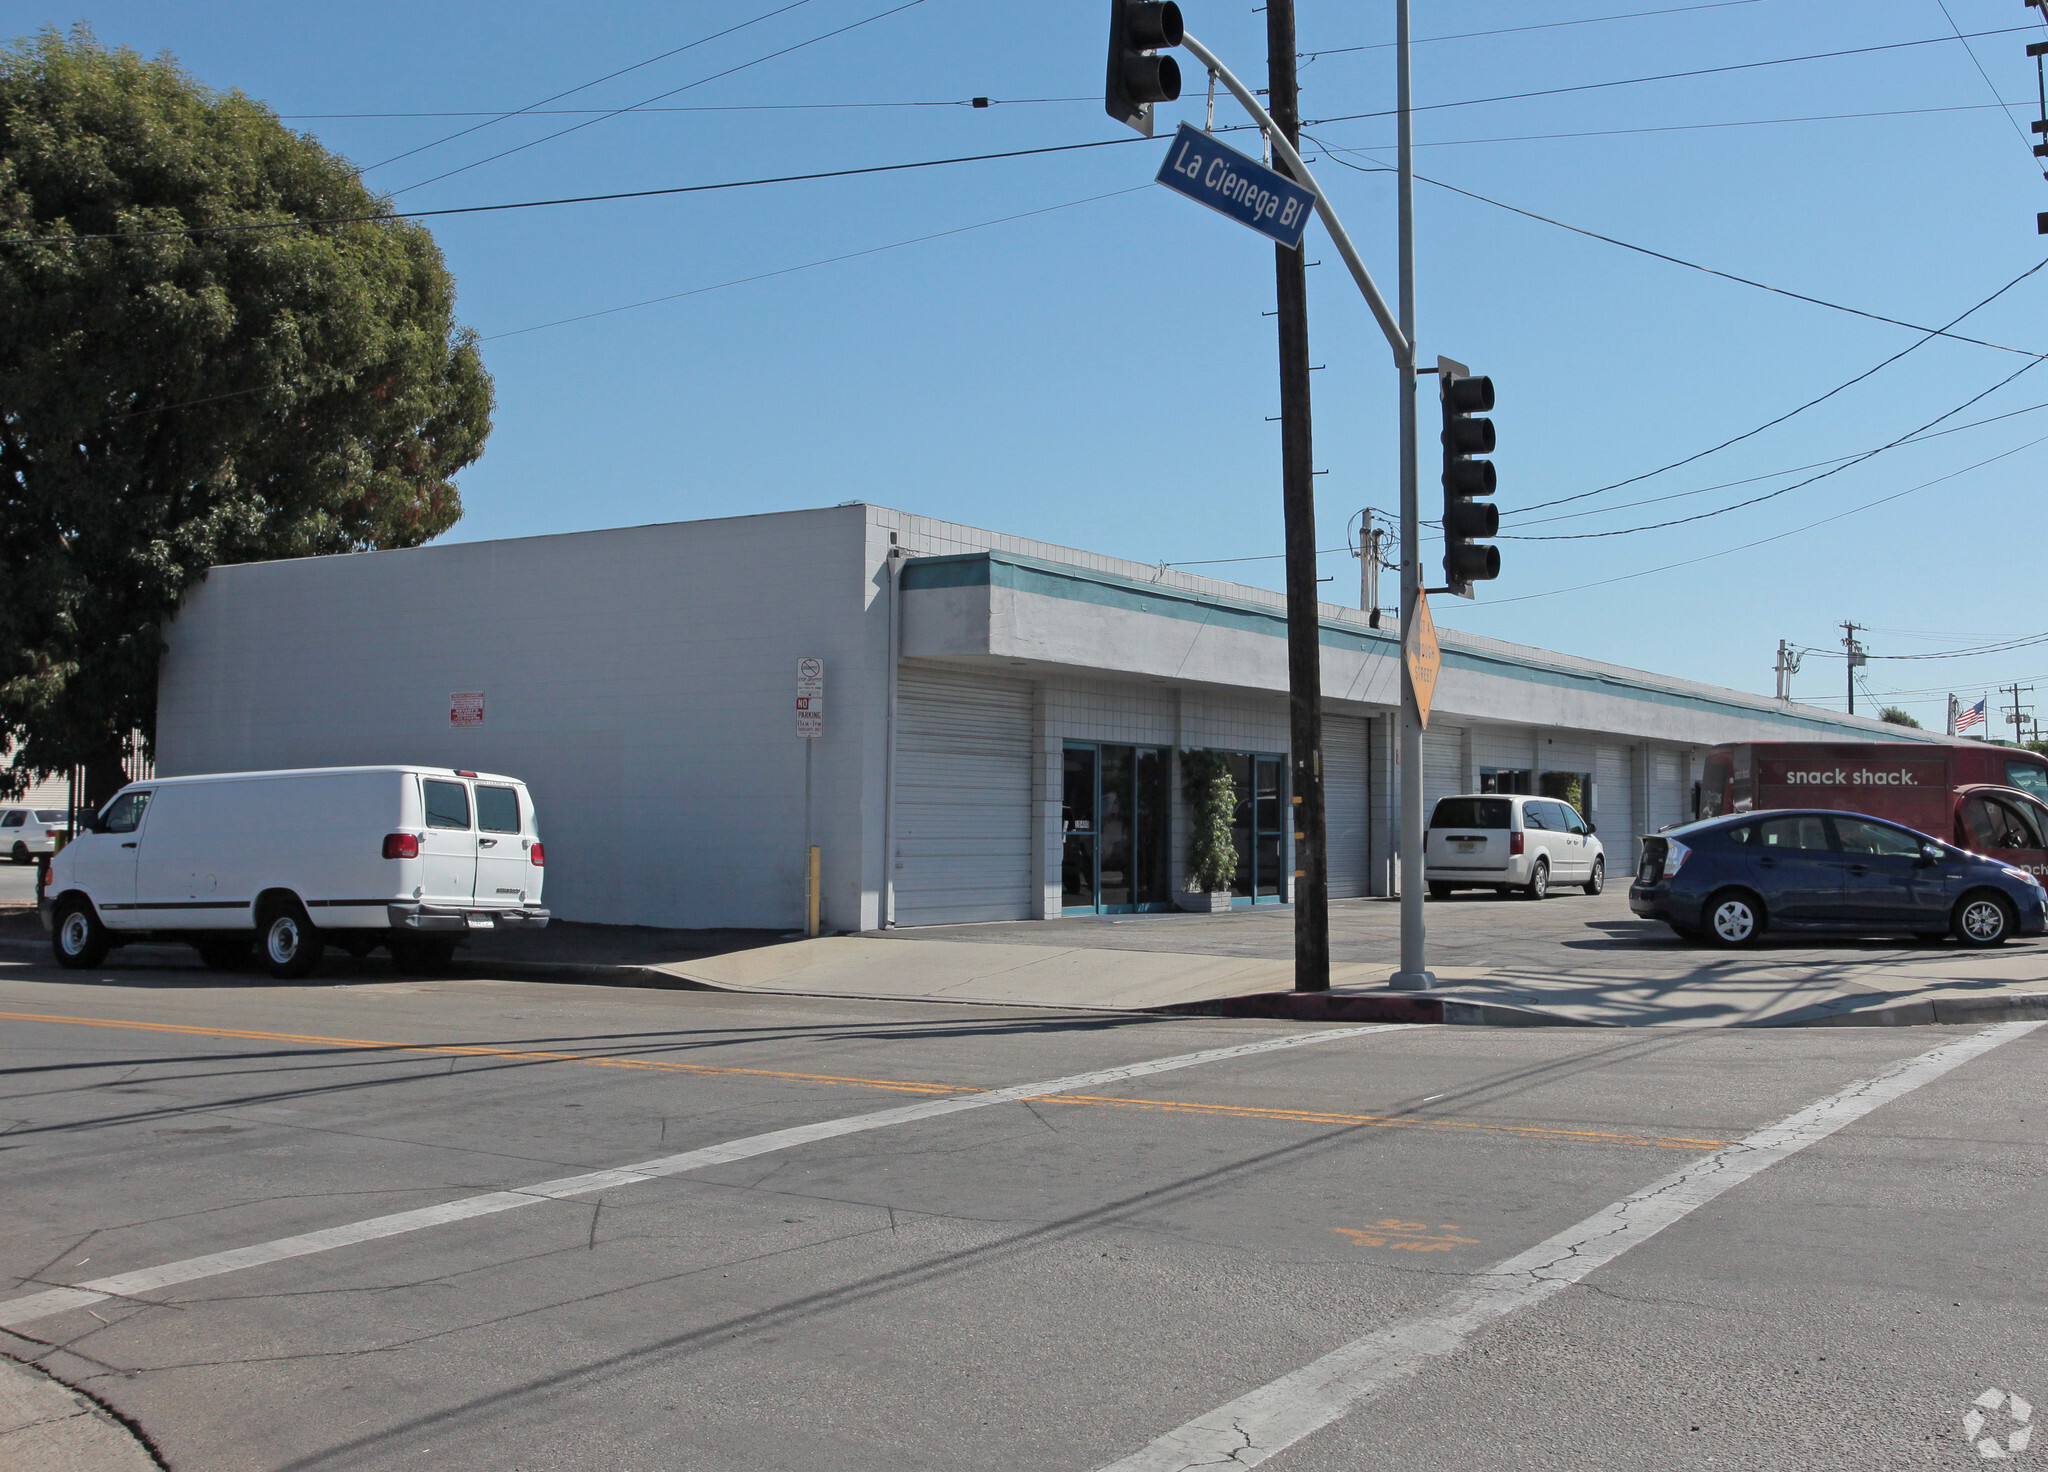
[1497,350,2048,539]
[1324,101,2035,152]
[482,185,1149,340]
[390,0,933,197]
[0,135,1149,247]
[288,97,1092,120]
[1310,139,2042,358]
[1928,0,2046,176]
[1477,431,2048,605]
[1298,0,1772,59]
[358,0,818,174]
[1301,26,2036,127]
[1502,396,2048,528]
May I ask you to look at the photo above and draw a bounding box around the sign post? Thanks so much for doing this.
[797,658,824,937]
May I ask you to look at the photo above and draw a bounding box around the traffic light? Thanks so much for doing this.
[1105,1,1183,137]
[1440,365,1500,597]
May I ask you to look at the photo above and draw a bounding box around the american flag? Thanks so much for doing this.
[1956,698,1986,732]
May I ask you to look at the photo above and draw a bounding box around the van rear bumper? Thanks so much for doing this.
[388,903,551,933]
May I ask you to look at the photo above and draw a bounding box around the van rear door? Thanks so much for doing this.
[419,777,478,907]
[1427,796,1514,872]
[472,783,531,907]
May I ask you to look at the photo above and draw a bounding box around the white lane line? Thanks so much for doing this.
[1096,1019,2044,1472]
[0,1022,1406,1330]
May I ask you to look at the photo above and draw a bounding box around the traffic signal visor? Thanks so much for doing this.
[1106,1,1184,136]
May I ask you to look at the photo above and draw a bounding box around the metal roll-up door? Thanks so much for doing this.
[1324,715,1370,898]
[1594,746,1634,858]
[1423,724,1466,815]
[894,668,1034,924]
[1649,749,1685,834]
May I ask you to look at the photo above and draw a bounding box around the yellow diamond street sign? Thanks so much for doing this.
[1405,591,1442,729]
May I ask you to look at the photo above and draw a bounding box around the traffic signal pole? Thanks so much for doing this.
[1390,0,1433,989]
[1172,28,1428,988]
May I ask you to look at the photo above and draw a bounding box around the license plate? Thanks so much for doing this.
[1455,843,1477,853]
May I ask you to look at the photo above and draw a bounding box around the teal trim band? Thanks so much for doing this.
[901,551,1923,743]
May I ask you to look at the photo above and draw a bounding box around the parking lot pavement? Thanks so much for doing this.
[0,864,39,908]
[0,959,2040,1472]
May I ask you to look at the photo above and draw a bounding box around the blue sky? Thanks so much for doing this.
[15,0,2048,723]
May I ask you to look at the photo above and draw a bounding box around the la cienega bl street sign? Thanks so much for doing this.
[1153,122,1315,250]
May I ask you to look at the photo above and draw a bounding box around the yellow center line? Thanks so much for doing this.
[0,1010,1726,1150]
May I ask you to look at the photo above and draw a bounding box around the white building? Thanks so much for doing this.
[154,504,1928,932]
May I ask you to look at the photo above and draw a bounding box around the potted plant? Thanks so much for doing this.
[1178,751,1238,913]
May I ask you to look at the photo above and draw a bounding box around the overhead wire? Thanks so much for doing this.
[1474,432,2048,605]
[1300,26,2036,127]
[288,97,1092,120]
[482,185,1150,340]
[0,135,1151,247]
[389,0,933,197]
[1927,0,2047,174]
[1298,0,1772,59]
[1495,349,2048,539]
[356,0,819,173]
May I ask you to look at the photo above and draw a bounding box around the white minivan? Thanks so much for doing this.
[40,766,548,979]
[1424,793,1606,900]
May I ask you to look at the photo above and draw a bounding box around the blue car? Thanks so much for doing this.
[1628,808,2048,948]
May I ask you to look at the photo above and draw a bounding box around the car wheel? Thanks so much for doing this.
[259,901,322,980]
[192,937,252,972]
[9,841,28,865]
[1704,889,1764,948]
[1428,882,1457,900]
[388,936,456,973]
[52,897,111,969]
[1522,859,1549,901]
[1583,856,1605,896]
[1952,891,2015,948]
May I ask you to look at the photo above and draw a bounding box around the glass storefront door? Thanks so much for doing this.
[1063,743,1171,913]
[1227,752,1288,903]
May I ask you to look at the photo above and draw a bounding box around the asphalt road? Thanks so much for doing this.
[1,955,2041,1471]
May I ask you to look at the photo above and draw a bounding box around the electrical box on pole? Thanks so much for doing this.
[1438,359,1499,598]
[1105,0,1183,137]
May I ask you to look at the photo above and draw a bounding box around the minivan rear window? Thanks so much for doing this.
[423,780,471,830]
[1431,798,1511,829]
[476,786,520,834]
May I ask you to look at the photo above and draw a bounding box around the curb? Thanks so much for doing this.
[0,1352,165,1471]
[1154,990,1608,1027]
[1770,992,2048,1027]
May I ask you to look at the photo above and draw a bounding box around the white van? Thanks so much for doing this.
[39,765,548,979]
[1423,793,1607,900]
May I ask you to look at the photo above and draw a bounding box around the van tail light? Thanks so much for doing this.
[1509,831,1525,856]
[530,842,545,867]
[382,833,420,860]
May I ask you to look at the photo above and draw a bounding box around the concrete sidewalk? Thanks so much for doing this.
[0,1355,160,1471]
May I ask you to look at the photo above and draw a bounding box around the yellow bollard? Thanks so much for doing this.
[807,845,821,938]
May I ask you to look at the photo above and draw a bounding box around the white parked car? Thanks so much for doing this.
[40,765,548,979]
[2,806,70,864]
[1424,793,1606,900]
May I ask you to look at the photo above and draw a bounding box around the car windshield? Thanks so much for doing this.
[1430,798,1511,829]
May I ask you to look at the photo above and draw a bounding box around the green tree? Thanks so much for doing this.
[1877,706,1923,729]
[1181,750,1239,894]
[0,27,492,801]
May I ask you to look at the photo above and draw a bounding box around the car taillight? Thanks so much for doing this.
[530,842,545,867]
[1662,838,1691,880]
[382,833,419,860]
[1509,831,1524,856]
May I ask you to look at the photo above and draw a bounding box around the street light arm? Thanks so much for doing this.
[1178,31,1412,367]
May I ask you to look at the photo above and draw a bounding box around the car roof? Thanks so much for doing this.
[114,765,528,789]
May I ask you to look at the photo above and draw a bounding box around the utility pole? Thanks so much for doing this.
[1265,0,1328,993]
[1840,622,1866,715]
[2003,682,2036,742]
[1358,510,1385,626]
[1773,639,1803,701]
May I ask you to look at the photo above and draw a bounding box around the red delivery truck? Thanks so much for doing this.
[1697,742,2048,876]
